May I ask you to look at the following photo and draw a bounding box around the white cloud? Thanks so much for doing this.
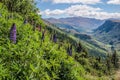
[52,0,101,4]
[107,0,120,5]
[41,9,65,16]
[40,5,120,20]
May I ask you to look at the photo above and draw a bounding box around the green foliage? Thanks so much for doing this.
[0,2,119,80]
[0,3,87,79]
[0,0,38,16]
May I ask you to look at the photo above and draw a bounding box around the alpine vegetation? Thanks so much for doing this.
[0,1,119,80]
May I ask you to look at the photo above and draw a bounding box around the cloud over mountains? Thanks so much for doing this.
[38,0,120,19]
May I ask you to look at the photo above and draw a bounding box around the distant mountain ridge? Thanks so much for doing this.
[94,20,120,46]
[45,17,104,33]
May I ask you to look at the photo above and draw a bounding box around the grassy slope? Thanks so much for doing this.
[0,3,114,80]
[0,4,87,79]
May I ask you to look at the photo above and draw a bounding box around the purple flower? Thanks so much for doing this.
[69,45,72,56]
[10,23,17,44]
[53,34,57,43]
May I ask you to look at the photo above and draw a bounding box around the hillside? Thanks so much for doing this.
[94,20,120,53]
[45,17,104,33]
[0,2,86,79]
[44,20,108,57]
[0,1,119,80]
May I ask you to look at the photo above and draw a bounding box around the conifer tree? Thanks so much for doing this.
[106,54,112,72]
[111,50,119,68]
[67,45,72,56]
[76,42,82,53]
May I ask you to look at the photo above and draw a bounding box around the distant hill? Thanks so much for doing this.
[45,17,104,33]
[94,20,120,53]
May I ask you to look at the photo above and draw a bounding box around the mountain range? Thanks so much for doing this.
[45,17,104,33]
[94,20,120,44]
[45,17,120,54]
[94,20,120,53]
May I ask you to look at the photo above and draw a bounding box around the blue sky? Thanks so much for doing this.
[35,0,120,19]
